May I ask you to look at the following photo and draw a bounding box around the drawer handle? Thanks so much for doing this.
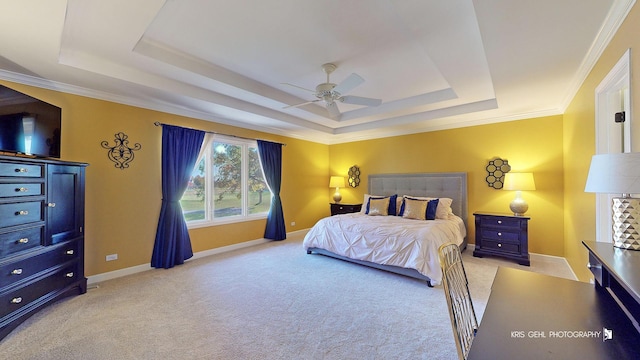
[11,297,22,304]
[497,232,502,236]
[17,238,29,244]
[66,249,74,255]
[65,272,74,278]
[497,220,502,224]
[497,243,502,248]
[14,168,28,173]
[47,202,56,208]
[11,268,23,275]
[587,263,602,270]
[15,187,28,192]
[15,210,29,216]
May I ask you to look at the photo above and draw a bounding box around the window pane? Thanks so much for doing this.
[213,142,242,217]
[249,146,271,214]
[181,158,205,221]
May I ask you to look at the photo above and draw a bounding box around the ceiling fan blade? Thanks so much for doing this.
[326,101,341,119]
[281,82,316,93]
[340,95,382,107]
[283,99,321,109]
[332,73,364,95]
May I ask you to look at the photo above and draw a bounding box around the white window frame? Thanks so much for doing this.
[185,135,270,229]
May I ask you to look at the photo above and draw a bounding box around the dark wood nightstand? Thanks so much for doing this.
[330,203,362,216]
[473,212,530,266]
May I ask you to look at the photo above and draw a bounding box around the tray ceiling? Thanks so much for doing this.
[0,0,633,144]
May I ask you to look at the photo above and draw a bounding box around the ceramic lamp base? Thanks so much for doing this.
[509,191,529,216]
[333,190,342,203]
[612,197,640,250]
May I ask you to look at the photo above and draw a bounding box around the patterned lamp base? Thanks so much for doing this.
[613,197,640,250]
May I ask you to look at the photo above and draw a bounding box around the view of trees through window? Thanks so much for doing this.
[180,137,271,224]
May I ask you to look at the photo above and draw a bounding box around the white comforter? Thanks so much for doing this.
[303,213,466,284]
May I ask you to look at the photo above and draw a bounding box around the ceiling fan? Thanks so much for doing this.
[282,63,382,119]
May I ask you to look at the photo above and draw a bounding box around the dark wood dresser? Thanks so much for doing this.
[330,203,362,216]
[0,155,87,341]
[473,212,530,266]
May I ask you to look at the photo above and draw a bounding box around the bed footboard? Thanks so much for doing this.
[306,247,435,287]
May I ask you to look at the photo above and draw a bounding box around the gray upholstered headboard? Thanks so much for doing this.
[368,172,468,226]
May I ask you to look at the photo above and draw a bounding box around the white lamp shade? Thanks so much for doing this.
[585,153,640,194]
[503,172,536,191]
[329,176,345,188]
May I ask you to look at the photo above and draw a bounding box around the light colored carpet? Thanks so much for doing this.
[1,232,574,360]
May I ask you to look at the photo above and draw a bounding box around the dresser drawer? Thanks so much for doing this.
[0,226,43,257]
[478,216,522,229]
[0,182,44,198]
[479,228,521,242]
[0,162,43,178]
[0,201,43,228]
[0,263,78,318]
[481,239,521,254]
[0,240,79,288]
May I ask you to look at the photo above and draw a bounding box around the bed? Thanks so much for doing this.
[303,172,468,287]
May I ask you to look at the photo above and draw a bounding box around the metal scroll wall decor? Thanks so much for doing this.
[348,165,361,188]
[486,157,511,189]
[101,132,142,170]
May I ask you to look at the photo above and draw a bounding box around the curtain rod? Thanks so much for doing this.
[153,122,286,146]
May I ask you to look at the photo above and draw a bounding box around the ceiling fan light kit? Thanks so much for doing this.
[284,63,382,119]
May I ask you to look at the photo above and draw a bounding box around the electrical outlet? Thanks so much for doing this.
[106,254,118,261]
[291,221,296,226]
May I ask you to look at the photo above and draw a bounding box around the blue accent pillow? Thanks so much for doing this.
[426,198,439,220]
[365,194,397,216]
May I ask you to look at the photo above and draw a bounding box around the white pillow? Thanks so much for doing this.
[361,194,371,213]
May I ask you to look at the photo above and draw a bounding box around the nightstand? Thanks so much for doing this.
[473,212,530,266]
[330,203,362,216]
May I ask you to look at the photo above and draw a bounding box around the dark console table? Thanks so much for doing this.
[467,267,640,359]
[583,241,640,333]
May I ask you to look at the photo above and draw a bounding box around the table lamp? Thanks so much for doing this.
[329,176,345,203]
[503,172,536,216]
[585,152,640,250]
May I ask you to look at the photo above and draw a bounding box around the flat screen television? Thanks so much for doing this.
[0,84,61,158]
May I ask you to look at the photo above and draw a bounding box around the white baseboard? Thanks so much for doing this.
[88,230,576,285]
[465,243,577,280]
[87,232,303,286]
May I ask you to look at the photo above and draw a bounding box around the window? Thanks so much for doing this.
[180,135,271,226]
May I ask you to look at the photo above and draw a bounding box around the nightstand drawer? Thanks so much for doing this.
[479,229,520,242]
[330,203,362,215]
[482,239,520,254]
[478,216,522,229]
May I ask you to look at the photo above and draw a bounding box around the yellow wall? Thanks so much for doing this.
[6,2,640,279]
[329,115,565,256]
[563,3,640,281]
[0,80,328,276]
